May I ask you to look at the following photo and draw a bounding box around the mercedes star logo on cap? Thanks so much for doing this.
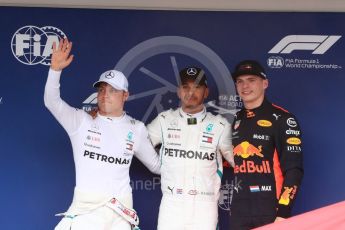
[105,71,115,79]
[187,67,197,76]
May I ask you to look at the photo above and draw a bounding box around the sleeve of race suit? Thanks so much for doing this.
[218,116,234,167]
[134,122,161,175]
[275,114,304,218]
[44,68,85,135]
[146,113,164,147]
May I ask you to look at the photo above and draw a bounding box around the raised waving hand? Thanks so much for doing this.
[51,38,74,71]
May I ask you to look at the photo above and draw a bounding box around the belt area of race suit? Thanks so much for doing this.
[56,197,140,230]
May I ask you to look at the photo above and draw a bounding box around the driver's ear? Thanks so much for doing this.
[204,87,209,99]
[123,91,129,101]
[263,79,269,90]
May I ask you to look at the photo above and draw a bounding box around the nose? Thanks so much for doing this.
[241,80,250,88]
[98,89,109,100]
[103,88,113,97]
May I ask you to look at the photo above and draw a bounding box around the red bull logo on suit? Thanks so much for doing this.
[233,141,271,174]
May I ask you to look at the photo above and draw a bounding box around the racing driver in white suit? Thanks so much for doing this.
[44,39,160,230]
[147,67,234,230]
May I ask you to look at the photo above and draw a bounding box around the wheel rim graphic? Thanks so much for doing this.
[115,36,237,123]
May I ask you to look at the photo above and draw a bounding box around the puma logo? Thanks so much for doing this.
[168,186,174,195]
[273,113,281,120]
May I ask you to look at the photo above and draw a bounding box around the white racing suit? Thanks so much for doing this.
[147,108,234,230]
[44,69,160,230]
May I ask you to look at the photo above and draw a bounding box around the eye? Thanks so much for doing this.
[110,88,122,94]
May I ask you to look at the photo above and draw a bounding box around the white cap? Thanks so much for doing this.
[93,70,128,92]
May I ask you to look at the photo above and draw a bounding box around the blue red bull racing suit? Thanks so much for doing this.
[230,98,303,229]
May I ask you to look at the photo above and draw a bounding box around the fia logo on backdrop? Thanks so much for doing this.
[11,25,67,66]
